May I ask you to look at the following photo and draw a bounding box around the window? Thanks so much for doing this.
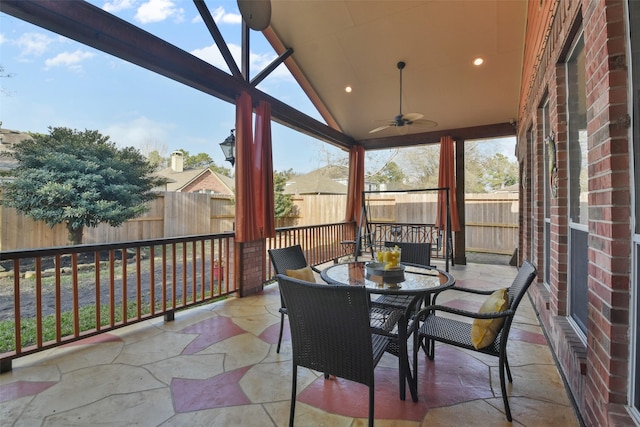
[566,34,589,335]
[529,126,536,265]
[628,0,640,417]
[542,100,551,288]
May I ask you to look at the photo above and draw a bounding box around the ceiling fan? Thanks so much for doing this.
[369,61,437,134]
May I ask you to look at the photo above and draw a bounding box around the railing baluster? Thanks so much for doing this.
[162,244,167,313]
[150,245,156,316]
[122,249,128,324]
[109,250,115,327]
[191,241,196,304]
[35,258,43,348]
[136,248,142,319]
[13,259,21,354]
[172,243,177,309]
[55,255,62,342]
[72,253,79,337]
[95,252,101,331]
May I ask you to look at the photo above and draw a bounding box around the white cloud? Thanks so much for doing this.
[44,50,95,72]
[16,32,55,57]
[0,34,6,45]
[103,116,173,150]
[190,42,292,81]
[102,0,137,13]
[211,6,241,24]
[135,0,184,24]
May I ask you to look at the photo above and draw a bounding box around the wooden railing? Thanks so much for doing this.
[0,233,235,371]
[266,222,355,279]
[369,222,446,258]
[0,220,441,370]
[0,222,355,370]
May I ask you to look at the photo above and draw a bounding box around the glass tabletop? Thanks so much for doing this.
[321,261,455,295]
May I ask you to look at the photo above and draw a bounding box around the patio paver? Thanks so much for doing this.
[0,262,581,426]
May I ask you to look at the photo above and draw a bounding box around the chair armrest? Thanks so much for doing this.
[414,304,514,323]
[449,286,496,295]
[431,285,499,305]
[369,307,403,335]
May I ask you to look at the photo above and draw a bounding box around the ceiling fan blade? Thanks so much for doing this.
[402,112,424,122]
[369,124,393,133]
[411,119,438,128]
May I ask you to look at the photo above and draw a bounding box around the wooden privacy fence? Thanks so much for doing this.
[1,192,235,251]
[1,191,518,254]
[287,193,519,255]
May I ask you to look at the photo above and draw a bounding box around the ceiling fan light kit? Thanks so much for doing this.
[369,61,437,134]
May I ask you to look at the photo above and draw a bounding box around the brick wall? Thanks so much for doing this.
[518,0,635,425]
[182,171,232,195]
[236,240,265,297]
[582,1,632,425]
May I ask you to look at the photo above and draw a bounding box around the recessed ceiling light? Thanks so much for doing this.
[345,86,352,93]
[473,57,484,66]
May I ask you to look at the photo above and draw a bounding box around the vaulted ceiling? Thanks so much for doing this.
[0,1,527,152]
[264,0,527,149]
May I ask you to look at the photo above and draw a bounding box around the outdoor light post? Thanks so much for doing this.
[219,129,235,166]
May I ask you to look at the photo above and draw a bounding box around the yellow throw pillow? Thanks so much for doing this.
[470,288,509,349]
[285,266,316,283]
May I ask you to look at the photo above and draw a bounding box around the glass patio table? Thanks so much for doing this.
[321,261,455,401]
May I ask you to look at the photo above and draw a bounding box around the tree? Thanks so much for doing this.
[368,160,407,184]
[147,150,165,170]
[274,169,295,218]
[209,163,233,178]
[1,127,165,245]
[399,145,440,189]
[481,153,518,190]
[0,65,14,95]
[177,149,213,169]
[174,149,232,177]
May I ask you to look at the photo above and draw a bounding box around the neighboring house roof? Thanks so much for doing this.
[494,183,519,193]
[156,167,235,195]
[284,165,349,195]
[0,127,32,179]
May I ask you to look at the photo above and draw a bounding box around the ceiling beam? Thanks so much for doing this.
[0,0,354,150]
[358,123,516,151]
[192,0,242,80]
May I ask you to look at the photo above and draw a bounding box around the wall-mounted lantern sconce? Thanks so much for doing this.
[219,129,235,166]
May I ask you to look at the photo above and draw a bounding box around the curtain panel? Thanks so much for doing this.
[345,145,365,223]
[437,135,461,232]
[235,91,276,242]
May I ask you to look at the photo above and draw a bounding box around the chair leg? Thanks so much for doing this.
[498,353,512,422]
[425,338,435,360]
[398,354,406,401]
[368,385,374,427]
[290,364,297,427]
[277,312,285,354]
[412,334,420,398]
[504,354,513,383]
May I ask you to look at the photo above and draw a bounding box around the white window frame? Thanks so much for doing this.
[565,31,589,340]
[626,0,640,420]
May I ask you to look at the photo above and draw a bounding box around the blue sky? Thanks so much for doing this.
[0,0,345,174]
[0,0,515,175]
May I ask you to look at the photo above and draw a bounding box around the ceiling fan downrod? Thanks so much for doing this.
[397,61,406,123]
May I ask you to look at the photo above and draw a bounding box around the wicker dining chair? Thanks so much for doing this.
[276,274,390,427]
[412,260,537,421]
[372,241,433,310]
[268,245,322,353]
[366,241,435,401]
